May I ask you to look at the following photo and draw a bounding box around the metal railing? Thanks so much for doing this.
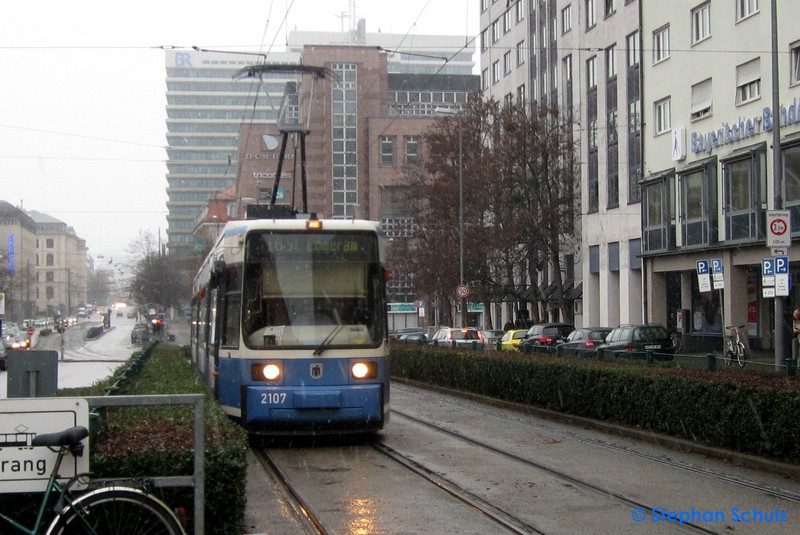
[85,394,205,535]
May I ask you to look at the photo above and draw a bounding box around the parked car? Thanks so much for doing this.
[596,324,674,358]
[558,327,613,355]
[130,323,151,345]
[500,329,528,351]
[519,323,574,351]
[480,329,504,348]
[389,327,426,340]
[429,327,484,348]
[396,331,428,343]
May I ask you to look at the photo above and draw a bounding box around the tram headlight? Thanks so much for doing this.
[351,361,377,379]
[251,363,282,381]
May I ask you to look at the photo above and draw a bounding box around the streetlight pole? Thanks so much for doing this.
[436,107,466,328]
[457,115,465,328]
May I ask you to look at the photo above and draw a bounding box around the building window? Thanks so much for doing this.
[605,0,616,17]
[504,9,513,33]
[515,41,526,66]
[561,5,572,34]
[482,68,489,90]
[653,25,670,64]
[586,56,597,89]
[736,58,761,104]
[629,239,642,270]
[723,148,766,241]
[480,29,488,52]
[405,136,420,166]
[587,53,599,214]
[608,242,619,271]
[607,45,619,209]
[680,161,717,247]
[586,0,596,29]
[563,55,573,111]
[492,19,501,43]
[516,0,524,22]
[736,0,759,21]
[380,136,395,167]
[690,78,712,121]
[504,93,514,107]
[627,30,640,67]
[792,41,800,86]
[517,84,526,106]
[606,44,617,79]
[654,97,671,135]
[331,63,359,218]
[46,253,54,266]
[46,238,54,248]
[588,150,599,214]
[642,172,674,252]
[46,271,54,282]
[589,245,600,274]
[691,2,711,45]
[492,61,501,84]
[46,286,54,300]
[503,51,512,75]
[627,30,642,204]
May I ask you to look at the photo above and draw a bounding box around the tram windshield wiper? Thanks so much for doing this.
[313,324,345,356]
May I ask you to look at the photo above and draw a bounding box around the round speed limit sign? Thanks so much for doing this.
[455,284,470,298]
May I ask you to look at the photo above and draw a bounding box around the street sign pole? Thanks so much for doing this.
[767,210,792,370]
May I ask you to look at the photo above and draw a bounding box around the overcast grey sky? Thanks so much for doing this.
[0,0,477,261]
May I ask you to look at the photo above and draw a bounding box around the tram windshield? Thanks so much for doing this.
[242,230,385,349]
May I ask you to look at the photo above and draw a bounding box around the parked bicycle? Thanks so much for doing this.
[0,426,185,535]
[724,324,747,367]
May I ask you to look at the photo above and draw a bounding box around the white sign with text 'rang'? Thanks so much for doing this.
[0,398,89,493]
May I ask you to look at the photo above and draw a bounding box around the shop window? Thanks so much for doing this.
[783,142,800,233]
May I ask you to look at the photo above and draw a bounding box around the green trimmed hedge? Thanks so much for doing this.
[390,345,800,462]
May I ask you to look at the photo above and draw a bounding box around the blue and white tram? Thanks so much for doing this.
[190,215,390,435]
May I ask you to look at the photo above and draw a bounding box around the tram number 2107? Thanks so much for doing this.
[261,392,288,405]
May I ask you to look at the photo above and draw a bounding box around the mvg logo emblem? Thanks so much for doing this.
[310,363,323,379]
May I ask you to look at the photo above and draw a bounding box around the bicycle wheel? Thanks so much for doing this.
[736,342,747,367]
[724,348,733,367]
[47,487,184,535]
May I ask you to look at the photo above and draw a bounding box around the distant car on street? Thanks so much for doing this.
[480,330,505,349]
[595,324,674,359]
[389,327,426,340]
[500,329,528,351]
[558,327,613,356]
[428,327,484,348]
[130,323,151,345]
[519,323,574,351]
[395,331,428,343]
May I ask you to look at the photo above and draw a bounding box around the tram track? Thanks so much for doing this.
[370,440,544,534]
[244,385,798,534]
[388,409,719,535]
[249,447,331,535]
[394,384,800,505]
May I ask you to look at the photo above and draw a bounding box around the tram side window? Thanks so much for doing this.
[221,294,241,347]
[221,266,242,348]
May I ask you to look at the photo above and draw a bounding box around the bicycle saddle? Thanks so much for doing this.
[32,426,90,447]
